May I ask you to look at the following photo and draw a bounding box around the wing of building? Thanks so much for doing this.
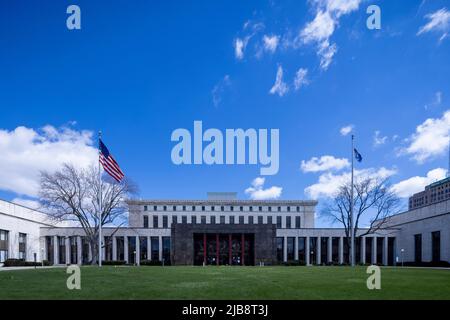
[1,189,449,266]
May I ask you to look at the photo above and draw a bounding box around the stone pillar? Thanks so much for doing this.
[294,237,299,261]
[77,236,82,265]
[136,236,140,266]
[372,237,377,264]
[305,236,310,265]
[124,236,129,263]
[383,236,388,266]
[327,237,332,263]
[283,237,287,262]
[339,237,344,264]
[65,237,70,265]
[159,236,163,261]
[361,237,366,264]
[112,236,117,261]
[87,242,92,262]
[101,237,106,262]
[147,236,151,261]
[316,236,321,265]
[53,236,59,265]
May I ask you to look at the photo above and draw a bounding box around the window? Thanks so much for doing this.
[249,206,253,212]
[278,206,281,212]
[230,206,234,211]
[19,233,26,260]
[249,216,254,224]
[287,237,295,261]
[286,216,291,229]
[221,206,224,211]
[296,206,300,212]
[220,216,225,224]
[268,207,272,212]
[182,216,187,223]
[298,237,306,263]
[202,206,205,211]
[143,216,149,228]
[276,216,282,228]
[229,216,235,224]
[192,216,197,224]
[162,237,170,263]
[211,206,215,211]
[201,216,206,224]
[276,237,284,262]
[239,216,244,224]
[295,216,301,229]
[258,216,263,224]
[144,205,148,211]
[0,230,9,262]
[163,216,168,228]
[153,205,157,211]
[259,206,262,212]
[172,215,178,224]
[240,206,243,212]
[192,206,196,211]
[414,234,422,263]
[151,237,159,261]
[163,206,167,211]
[432,231,441,262]
[267,216,273,224]
[153,216,158,228]
[173,206,177,211]
[211,216,216,224]
[287,207,291,212]
[182,206,186,211]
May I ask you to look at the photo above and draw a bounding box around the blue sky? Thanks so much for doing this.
[1,0,449,226]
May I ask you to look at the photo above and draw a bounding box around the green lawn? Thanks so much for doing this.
[0,266,449,300]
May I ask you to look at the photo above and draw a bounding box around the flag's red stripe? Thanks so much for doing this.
[100,158,123,180]
[101,154,124,176]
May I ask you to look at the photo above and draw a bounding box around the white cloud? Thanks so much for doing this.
[305,167,397,199]
[298,0,361,70]
[391,168,447,198]
[269,65,289,97]
[11,198,41,210]
[294,68,310,90]
[234,38,248,60]
[212,75,231,107]
[373,131,388,147]
[263,34,280,53]
[301,155,349,173]
[0,125,97,197]
[402,110,450,163]
[245,177,282,200]
[340,125,353,136]
[425,91,443,110]
[417,8,450,38]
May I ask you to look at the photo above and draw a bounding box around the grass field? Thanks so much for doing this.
[0,266,449,300]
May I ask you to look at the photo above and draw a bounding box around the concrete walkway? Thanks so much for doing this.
[0,266,63,272]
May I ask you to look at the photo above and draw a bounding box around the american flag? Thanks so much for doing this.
[99,139,125,182]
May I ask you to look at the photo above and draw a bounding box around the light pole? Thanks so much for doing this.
[400,248,405,267]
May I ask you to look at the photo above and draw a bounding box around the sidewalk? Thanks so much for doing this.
[0,266,63,272]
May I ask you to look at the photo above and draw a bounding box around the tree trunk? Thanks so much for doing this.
[89,237,99,265]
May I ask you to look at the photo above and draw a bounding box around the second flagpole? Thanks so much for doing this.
[350,134,355,267]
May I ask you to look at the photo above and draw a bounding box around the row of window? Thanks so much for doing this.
[0,230,27,262]
[143,215,301,229]
[144,205,303,213]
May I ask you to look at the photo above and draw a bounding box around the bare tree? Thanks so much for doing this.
[322,176,401,264]
[39,163,137,265]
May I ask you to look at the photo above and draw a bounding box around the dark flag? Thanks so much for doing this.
[99,139,125,182]
[354,148,362,162]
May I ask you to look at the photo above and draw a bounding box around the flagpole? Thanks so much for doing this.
[350,134,355,267]
[98,131,102,268]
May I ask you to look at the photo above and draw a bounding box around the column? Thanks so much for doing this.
[228,234,232,265]
[65,237,70,265]
[53,236,59,265]
[327,237,332,263]
[112,236,117,261]
[294,237,299,261]
[203,233,207,265]
[88,242,92,262]
[136,236,140,266]
[101,236,106,262]
[77,236,82,265]
[361,237,366,264]
[339,237,344,264]
[147,236,151,261]
[124,236,129,263]
[241,234,245,265]
[372,237,377,264]
[216,234,219,266]
[383,236,388,266]
[316,236,321,265]
[305,236,310,265]
[158,236,163,262]
[283,237,287,262]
